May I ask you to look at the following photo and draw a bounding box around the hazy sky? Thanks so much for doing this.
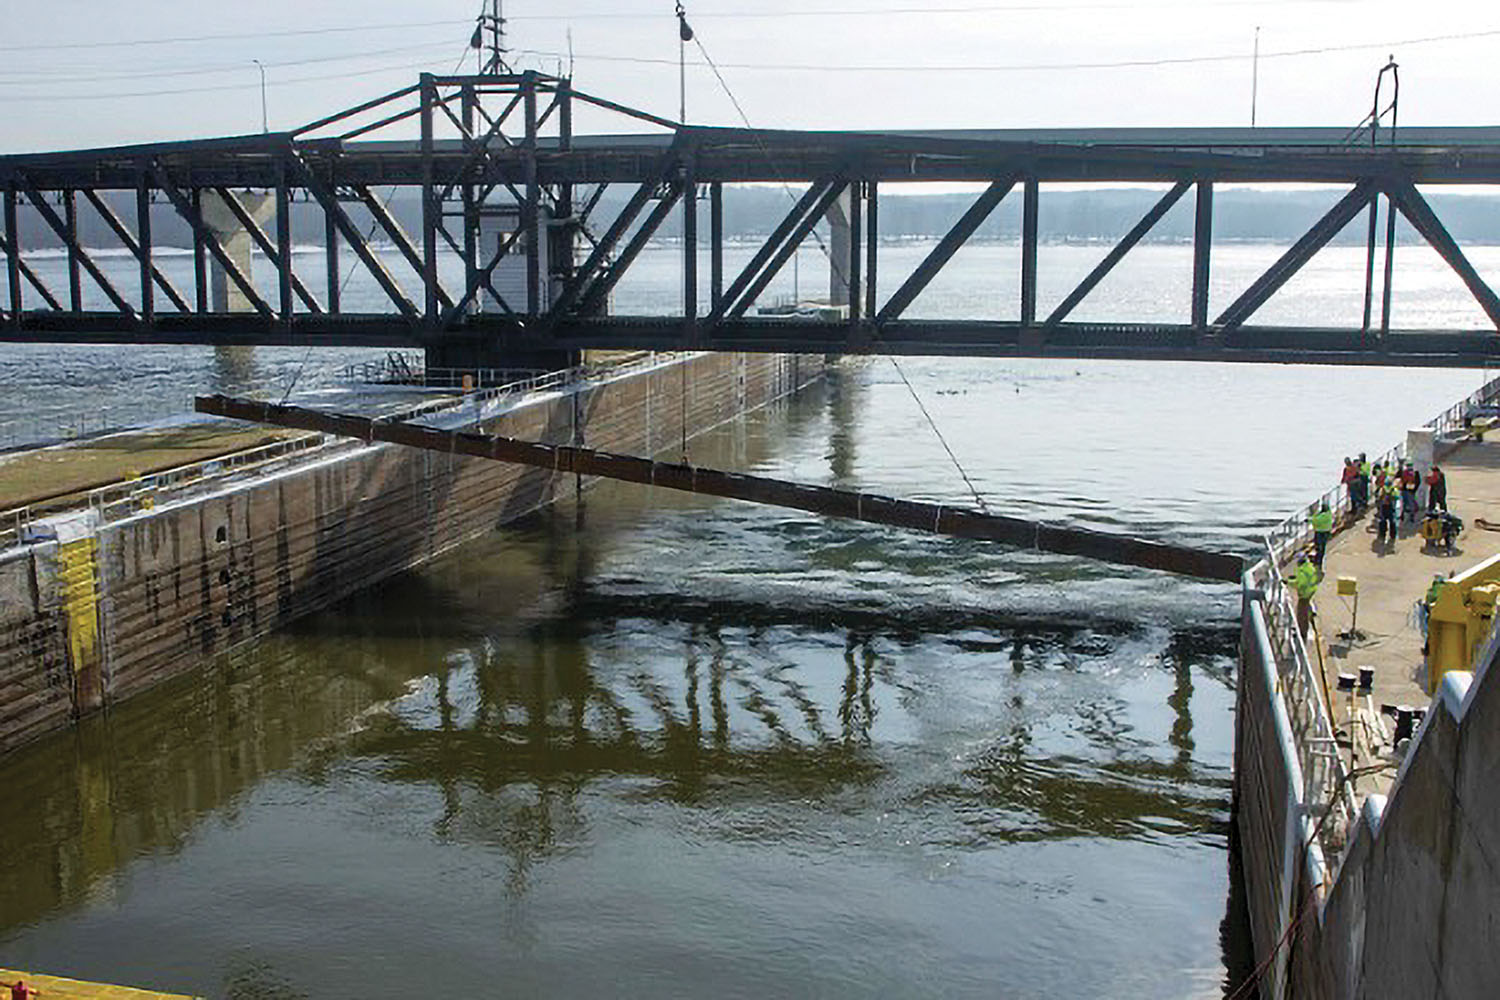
[3,0,1497,152]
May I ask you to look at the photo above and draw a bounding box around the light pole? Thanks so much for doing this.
[676,2,693,124]
[252,59,268,133]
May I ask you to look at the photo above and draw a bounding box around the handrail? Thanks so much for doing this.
[1266,372,1500,565]
[1254,371,1500,887]
[0,350,697,550]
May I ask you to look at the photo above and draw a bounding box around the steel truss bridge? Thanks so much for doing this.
[5,71,1500,368]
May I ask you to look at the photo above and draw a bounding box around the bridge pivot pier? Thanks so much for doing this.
[200,191,274,313]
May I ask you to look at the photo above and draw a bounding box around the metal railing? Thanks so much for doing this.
[1266,371,1500,564]
[1254,369,1500,883]
[1249,548,1356,874]
[0,350,700,551]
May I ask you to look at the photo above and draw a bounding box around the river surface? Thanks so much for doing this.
[0,242,1489,997]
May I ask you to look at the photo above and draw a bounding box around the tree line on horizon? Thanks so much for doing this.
[9,185,1495,252]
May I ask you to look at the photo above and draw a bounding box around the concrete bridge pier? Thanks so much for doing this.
[200,191,274,313]
[826,189,855,310]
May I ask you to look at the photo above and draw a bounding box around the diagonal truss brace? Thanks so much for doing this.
[877,176,1018,324]
[1214,182,1375,331]
[712,178,841,323]
[1384,181,1500,330]
[211,186,323,314]
[441,228,524,328]
[1045,181,1192,329]
[81,189,191,313]
[153,165,274,318]
[0,226,63,312]
[17,176,136,317]
[286,156,419,320]
[580,184,683,316]
[550,151,682,322]
[351,186,455,312]
[727,180,851,320]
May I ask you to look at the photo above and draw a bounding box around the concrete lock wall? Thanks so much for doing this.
[1237,585,1500,998]
[0,352,821,756]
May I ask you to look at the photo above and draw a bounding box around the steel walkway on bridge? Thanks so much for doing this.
[5,70,1500,368]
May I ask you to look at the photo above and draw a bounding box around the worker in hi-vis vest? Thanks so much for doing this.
[1293,551,1321,636]
[1310,503,1334,568]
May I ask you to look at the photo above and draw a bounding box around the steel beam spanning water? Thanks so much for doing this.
[6,72,1500,366]
[194,393,1245,583]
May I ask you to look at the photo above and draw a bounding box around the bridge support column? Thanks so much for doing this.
[201,192,273,312]
[826,188,856,310]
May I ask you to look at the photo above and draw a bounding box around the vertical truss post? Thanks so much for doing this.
[710,181,724,313]
[523,71,541,316]
[63,190,82,311]
[1021,177,1039,328]
[460,83,478,317]
[848,181,863,325]
[683,159,698,339]
[556,78,575,289]
[325,197,340,315]
[877,177,1013,325]
[1381,191,1397,335]
[136,169,154,323]
[3,184,19,321]
[276,158,294,322]
[419,74,440,326]
[192,187,208,312]
[865,181,879,322]
[1361,196,1379,333]
[1192,181,1213,331]
[1387,181,1500,330]
[1044,181,1190,330]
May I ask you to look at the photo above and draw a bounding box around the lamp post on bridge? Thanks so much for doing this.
[251,59,268,133]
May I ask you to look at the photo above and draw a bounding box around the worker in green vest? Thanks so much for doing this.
[1310,503,1334,567]
[1293,551,1321,636]
[1355,452,1372,512]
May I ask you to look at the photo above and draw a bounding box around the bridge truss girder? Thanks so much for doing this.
[4,75,1500,367]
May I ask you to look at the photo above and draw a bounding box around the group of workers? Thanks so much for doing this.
[1290,453,1456,635]
[1342,452,1449,544]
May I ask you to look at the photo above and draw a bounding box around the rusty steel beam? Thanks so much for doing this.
[194,393,1246,583]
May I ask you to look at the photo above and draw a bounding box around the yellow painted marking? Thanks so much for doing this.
[0,968,199,1000]
[56,536,101,676]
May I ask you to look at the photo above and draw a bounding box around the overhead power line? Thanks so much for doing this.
[0,0,1368,54]
[0,40,458,88]
[517,26,1500,74]
[1,55,458,103]
[0,19,472,53]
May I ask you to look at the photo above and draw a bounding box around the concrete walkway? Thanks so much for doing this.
[0,968,198,999]
[1299,435,1500,791]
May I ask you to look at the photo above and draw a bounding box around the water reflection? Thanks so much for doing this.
[0,551,1236,935]
[0,364,1252,997]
